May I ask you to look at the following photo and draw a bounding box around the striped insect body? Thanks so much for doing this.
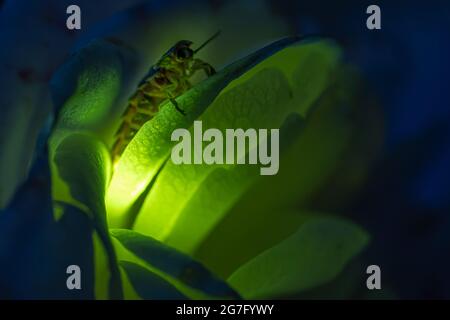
[111,32,220,165]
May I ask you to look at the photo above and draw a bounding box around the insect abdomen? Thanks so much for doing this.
[111,68,193,165]
[111,85,161,164]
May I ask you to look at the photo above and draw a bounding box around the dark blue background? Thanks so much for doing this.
[281,0,450,298]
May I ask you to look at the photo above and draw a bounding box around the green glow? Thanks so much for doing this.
[195,86,358,276]
[130,42,342,255]
[105,37,306,228]
[220,41,341,117]
[133,69,292,251]
[24,0,374,297]
[106,153,163,228]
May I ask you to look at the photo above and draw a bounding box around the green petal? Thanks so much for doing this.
[53,133,122,299]
[195,69,359,277]
[106,36,315,227]
[111,229,240,299]
[132,41,341,257]
[120,261,187,300]
[227,217,369,299]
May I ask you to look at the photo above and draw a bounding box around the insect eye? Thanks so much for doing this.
[176,47,193,59]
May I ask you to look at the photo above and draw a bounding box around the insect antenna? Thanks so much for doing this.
[194,30,221,53]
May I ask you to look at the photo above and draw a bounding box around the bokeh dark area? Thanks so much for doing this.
[272,1,450,299]
[1,0,449,299]
[274,0,450,298]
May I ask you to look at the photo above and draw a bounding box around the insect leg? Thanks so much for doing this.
[169,96,186,115]
[192,58,216,77]
[163,75,187,116]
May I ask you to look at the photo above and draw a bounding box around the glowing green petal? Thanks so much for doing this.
[228,217,369,299]
[132,41,341,257]
[105,36,311,227]
[111,229,240,299]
